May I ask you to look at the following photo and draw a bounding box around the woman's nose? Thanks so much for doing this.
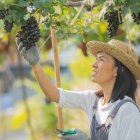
[92,61,98,68]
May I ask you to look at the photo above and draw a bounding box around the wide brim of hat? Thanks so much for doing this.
[87,41,140,80]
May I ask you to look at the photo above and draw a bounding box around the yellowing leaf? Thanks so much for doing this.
[98,22,107,33]
[11,111,27,129]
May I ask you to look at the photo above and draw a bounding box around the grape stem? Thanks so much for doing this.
[123,16,132,50]
[39,35,50,53]
[70,0,88,26]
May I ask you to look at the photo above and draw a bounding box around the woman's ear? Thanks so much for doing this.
[135,80,140,109]
[114,66,118,77]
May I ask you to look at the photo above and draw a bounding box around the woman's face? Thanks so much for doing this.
[92,52,118,84]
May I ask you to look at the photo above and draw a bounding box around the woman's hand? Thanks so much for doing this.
[58,129,89,140]
[16,37,40,65]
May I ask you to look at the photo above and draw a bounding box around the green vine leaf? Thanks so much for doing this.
[17,0,31,7]
[130,3,140,13]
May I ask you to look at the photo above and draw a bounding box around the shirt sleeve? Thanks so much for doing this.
[118,103,140,140]
[120,114,140,140]
[57,88,96,112]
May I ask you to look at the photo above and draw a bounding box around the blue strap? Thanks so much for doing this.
[92,96,100,114]
[106,99,140,125]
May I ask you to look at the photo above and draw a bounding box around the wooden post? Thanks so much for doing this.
[50,27,64,130]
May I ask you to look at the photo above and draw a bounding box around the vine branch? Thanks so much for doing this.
[65,0,97,8]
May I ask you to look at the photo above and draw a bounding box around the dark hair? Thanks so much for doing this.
[138,57,140,65]
[110,59,137,102]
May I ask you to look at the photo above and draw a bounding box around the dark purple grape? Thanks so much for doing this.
[86,6,92,12]
[16,16,40,50]
[132,12,140,25]
[4,20,14,33]
[0,9,13,32]
[104,10,122,38]
[0,9,8,19]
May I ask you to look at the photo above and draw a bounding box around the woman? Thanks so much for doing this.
[16,39,140,140]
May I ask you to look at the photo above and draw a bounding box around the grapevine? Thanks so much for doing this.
[0,0,140,40]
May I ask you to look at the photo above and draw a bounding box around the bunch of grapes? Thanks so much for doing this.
[16,16,40,50]
[0,9,8,19]
[131,13,140,25]
[86,6,92,12]
[0,8,14,33]
[4,20,14,33]
[104,10,122,38]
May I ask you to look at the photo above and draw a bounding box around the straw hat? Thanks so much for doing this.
[86,39,140,80]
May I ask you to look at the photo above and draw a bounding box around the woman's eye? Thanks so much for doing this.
[99,58,104,61]
[96,57,104,62]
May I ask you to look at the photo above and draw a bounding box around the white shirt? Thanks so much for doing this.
[58,88,140,140]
